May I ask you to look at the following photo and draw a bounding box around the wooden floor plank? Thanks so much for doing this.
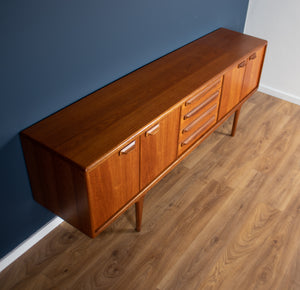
[0,92,299,290]
[157,172,267,290]
[197,202,282,290]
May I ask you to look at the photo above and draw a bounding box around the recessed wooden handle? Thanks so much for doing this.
[184,91,219,120]
[185,78,221,106]
[145,123,160,136]
[182,104,217,134]
[238,61,247,68]
[119,141,136,155]
[181,116,215,147]
[249,53,257,60]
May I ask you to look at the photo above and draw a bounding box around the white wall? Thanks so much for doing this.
[244,0,300,105]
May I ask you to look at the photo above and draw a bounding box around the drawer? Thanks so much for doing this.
[179,102,218,143]
[180,90,220,130]
[179,114,216,153]
[178,103,218,155]
[182,76,222,116]
[178,77,222,155]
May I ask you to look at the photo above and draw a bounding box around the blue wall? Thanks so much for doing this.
[0,0,249,259]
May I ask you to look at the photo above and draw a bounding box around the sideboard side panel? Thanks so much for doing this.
[20,135,92,236]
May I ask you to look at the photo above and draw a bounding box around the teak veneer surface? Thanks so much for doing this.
[2,93,300,290]
[21,28,266,170]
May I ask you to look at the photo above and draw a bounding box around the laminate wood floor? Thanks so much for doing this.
[1,92,300,290]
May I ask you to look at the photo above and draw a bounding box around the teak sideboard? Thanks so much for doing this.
[21,28,267,238]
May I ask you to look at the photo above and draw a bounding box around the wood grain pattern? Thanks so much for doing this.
[218,60,246,119]
[241,46,266,99]
[181,116,216,147]
[183,92,219,120]
[19,28,267,239]
[182,76,222,112]
[21,28,266,170]
[178,77,222,155]
[219,45,266,120]
[180,99,219,133]
[231,108,241,136]
[140,108,180,189]
[182,104,218,134]
[135,197,144,232]
[20,136,92,236]
[86,138,140,234]
[3,92,300,289]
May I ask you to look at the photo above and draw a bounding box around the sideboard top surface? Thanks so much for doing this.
[22,28,267,170]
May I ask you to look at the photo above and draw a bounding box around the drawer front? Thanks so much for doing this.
[178,105,218,155]
[181,91,220,129]
[182,76,222,116]
[180,115,216,151]
[178,77,222,155]
[179,102,218,143]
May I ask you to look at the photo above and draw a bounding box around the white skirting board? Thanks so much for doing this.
[0,217,63,273]
[259,84,300,105]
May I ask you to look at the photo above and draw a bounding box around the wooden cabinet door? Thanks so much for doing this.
[241,47,265,99]
[87,139,140,232]
[140,108,180,189]
[218,60,246,120]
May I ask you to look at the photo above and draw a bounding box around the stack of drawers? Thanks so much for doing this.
[178,76,223,155]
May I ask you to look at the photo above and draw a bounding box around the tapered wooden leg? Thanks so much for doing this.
[135,197,144,232]
[231,108,241,137]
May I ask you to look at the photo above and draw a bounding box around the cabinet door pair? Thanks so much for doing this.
[219,47,265,119]
[87,108,180,231]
